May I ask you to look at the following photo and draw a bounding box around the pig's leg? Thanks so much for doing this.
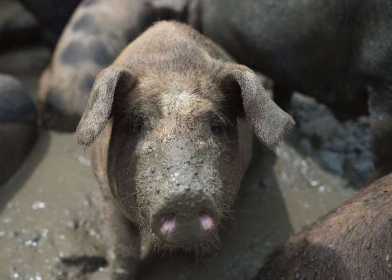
[101,195,140,280]
[273,83,293,112]
[368,84,392,179]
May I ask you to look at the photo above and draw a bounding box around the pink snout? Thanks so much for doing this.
[151,193,220,246]
[160,212,215,235]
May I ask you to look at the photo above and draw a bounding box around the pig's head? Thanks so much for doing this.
[76,59,294,255]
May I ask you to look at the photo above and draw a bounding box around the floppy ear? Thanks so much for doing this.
[223,65,295,148]
[76,66,134,148]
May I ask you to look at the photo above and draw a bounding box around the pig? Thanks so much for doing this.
[76,21,294,279]
[256,173,392,280]
[0,74,37,186]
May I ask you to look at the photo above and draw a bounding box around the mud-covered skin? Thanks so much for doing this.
[38,0,159,131]
[256,174,392,280]
[0,74,37,186]
[76,22,293,279]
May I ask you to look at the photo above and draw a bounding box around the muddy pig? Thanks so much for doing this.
[76,21,294,279]
[256,173,392,280]
[0,74,37,186]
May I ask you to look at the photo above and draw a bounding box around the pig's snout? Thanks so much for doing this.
[151,191,220,246]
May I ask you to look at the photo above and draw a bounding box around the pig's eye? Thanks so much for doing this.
[211,122,225,136]
[127,119,143,135]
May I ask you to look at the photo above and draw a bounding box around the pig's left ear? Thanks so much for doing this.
[76,66,134,148]
[223,65,295,149]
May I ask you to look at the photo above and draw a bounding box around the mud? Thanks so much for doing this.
[0,131,105,280]
[0,48,373,279]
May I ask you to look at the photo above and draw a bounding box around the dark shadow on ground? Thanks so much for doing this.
[0,130,50,213]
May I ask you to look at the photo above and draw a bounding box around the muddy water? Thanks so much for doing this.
[0,131,106,280]
[0,45,372,279]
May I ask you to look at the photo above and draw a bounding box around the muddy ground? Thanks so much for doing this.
[0,3,373,279]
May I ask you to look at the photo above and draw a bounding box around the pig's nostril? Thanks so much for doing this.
[199,212,214,231]
[160,214,176,235]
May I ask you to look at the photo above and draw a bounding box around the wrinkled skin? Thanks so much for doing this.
[76,22,293,279]
[0,74,37,186]
[256,173,392,280]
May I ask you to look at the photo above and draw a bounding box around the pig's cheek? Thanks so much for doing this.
[111,147,139,206]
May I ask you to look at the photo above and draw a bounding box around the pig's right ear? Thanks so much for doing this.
[222,64,295,149]
[76,66,134,148]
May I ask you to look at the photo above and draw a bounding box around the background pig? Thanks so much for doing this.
[76,21,293,279]
[256,173,392,280]
[38,0,163,131]
[0,74,37,186]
